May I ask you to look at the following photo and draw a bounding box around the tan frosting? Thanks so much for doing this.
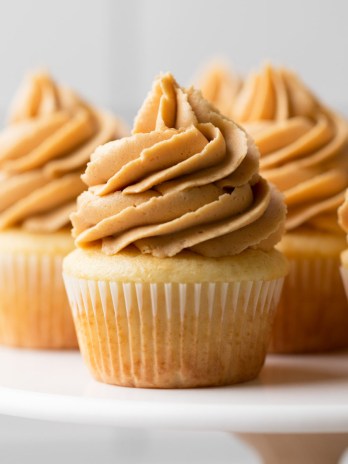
[0,71,127,232]
[233,64,348,233]
[71,73,286,258]
[196,61,240,120]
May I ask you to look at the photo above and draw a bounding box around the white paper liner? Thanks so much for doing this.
[0,252,77,348]
[271,256,348,353]
[64,275,284,388]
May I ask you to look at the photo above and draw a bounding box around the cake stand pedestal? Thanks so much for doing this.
[0,347,347,464]
[238,433,348,464]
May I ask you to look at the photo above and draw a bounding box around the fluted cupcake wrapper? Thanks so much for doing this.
[270,256,348,353]
[0,252,77,349]
[63,275,284,388]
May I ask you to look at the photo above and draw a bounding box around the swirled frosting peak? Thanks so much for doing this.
[233,64,348,233]
[0,71,126,232]
[71,73,286,258]
[196,61,240,120]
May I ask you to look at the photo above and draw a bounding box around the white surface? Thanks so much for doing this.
[0,347,347,433]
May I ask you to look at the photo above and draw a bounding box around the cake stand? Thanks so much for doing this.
[0,347,347,464]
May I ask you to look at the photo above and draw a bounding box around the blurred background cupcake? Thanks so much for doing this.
[213,63,348,353]
[235,65,348,352]
[195,60,240,120]
[0,70,127,349]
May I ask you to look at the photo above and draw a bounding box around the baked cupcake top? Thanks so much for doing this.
[233,64,348,233]
[71,73,286,258]
[0,71,127,232]
[196,61,240,120]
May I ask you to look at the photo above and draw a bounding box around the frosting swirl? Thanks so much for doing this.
[71,73,286,258]
[233,64,348,233]
[0,71,127,232]
[197,61,240,120]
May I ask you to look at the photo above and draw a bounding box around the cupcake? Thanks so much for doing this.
[233,64,348,352]
[0,71,126,349]
[196,61,240,120]
[63,73,287,388]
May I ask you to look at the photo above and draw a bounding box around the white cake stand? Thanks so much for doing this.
[0,347,347,464]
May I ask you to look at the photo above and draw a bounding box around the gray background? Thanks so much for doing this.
[0,0,347,462]
[0,0,347,120]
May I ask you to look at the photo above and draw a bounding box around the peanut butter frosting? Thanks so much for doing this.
[0,71,127,232]
[233,64,348,233]
[71,73,286,258]
[197,62,240,120]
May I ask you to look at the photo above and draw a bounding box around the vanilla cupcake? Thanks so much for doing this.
[0,71,126,349]
[63,73,287,388]
[233,64,348,353]
[196,61,240,120]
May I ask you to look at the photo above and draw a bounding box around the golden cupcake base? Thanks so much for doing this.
[0,229,78,349]
[270,231,348,353]
[64,277,284,388]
